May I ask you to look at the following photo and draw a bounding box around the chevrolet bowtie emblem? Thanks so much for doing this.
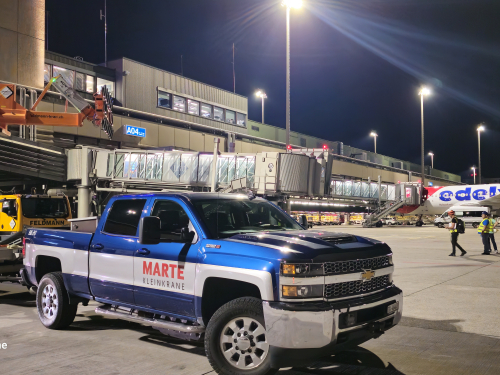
[361,269,375,282]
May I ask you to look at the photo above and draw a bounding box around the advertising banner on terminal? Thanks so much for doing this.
[124,125,146,138]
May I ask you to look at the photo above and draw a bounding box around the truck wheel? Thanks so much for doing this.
[473,223,479,229]
[205,297,276,375]
[36,272,78,330]
[438,223,444,228]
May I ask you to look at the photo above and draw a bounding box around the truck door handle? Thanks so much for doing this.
[137,248,150,255]
[92,243,104,251]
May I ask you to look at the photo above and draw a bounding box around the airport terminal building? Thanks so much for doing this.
[0,0,460,217]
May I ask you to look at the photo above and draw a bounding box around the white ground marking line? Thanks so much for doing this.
[404,262,493,298]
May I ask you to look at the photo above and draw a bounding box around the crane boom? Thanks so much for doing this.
[0,76,114,139]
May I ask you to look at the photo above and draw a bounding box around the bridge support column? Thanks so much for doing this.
[77,185,91,218]
[343,213,350,225]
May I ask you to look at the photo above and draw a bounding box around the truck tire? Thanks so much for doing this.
[473,223,479,229]
[36,272,78,330]
[205,297,276,375]
[437,223,444,228]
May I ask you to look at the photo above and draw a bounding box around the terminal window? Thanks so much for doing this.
[201,103,212,118]
[237,113,246,126]
[188,99,200,115]
[173,95,186,112]
[214,106,224,122]
[158,91,171,108]
[75,72,85,91]
[97,77,115,97]
[86,76,95,94]
[44,64,51,83]
[53,66,74,88]
[225,110,235,124]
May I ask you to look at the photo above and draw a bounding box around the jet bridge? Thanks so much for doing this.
[66,145,333,217]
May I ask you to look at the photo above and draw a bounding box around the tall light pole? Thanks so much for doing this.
[255,90,267,124]
[370,132,378,153]
[471,166,476,185]
[477,124,485,184]
[100,0,107,67]
[282,0,302,148]
[428,152,434,169]
[418,87,431,193]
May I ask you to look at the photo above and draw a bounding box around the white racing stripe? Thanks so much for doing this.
[261,234,327,249]
[225,238,303,253]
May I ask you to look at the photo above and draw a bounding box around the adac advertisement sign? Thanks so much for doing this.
[124,125,146,138]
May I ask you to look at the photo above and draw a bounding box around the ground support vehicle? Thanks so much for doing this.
[0,194,71,281]
[434,206,491,229]
[23,193,403,374]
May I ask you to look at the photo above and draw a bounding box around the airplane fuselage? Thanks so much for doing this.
[397,184,500,216]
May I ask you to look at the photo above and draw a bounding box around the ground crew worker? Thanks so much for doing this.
[478,211,491,255]
[445,210,466,256]
[490,216,498,254]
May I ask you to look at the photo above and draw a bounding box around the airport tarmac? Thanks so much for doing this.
[1,225,500,375]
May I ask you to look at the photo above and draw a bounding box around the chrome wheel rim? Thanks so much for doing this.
[41,283,58,323]
[219,317,269,370]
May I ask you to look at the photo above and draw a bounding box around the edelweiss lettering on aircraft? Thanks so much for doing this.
[398,184,500,215]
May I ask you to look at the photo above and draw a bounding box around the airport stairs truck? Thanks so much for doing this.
[22,192,403,374]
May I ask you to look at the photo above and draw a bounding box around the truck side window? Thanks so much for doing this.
[151,200,190,242]
[103,199,147,236]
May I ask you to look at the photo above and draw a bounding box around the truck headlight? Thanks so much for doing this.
[282,285,323,298]
[281,263,323,276]
[388,254,393,265]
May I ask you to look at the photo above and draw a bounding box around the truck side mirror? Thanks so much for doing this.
[139,216,161,245]
[180,227,195,243]
[298,215,308,228]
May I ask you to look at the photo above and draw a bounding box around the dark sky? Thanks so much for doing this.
[46,0,500,179]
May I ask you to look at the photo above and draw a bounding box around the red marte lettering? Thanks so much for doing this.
[143,261,152,275]
[143,260,183,280]
[162,263,169,277]
[169,264,177,277]
[153,263,161,276]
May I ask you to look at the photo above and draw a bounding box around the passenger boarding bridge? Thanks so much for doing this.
[67,145,420,224]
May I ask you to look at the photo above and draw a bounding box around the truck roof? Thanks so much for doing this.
[114,192,264,201]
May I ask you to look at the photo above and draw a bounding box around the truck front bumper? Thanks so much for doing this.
[263,285,403,368]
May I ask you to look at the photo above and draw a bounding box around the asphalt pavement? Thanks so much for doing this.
[1,225,500,375]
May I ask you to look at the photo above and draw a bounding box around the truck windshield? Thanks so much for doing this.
[193,198,304,239]
[21,198,69,218]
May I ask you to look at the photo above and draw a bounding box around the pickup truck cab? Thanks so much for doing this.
[23,193,402,375]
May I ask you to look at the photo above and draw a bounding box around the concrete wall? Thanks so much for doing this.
[0,0,45,88]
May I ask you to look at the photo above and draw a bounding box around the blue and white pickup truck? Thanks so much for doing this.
[22,193,402,375]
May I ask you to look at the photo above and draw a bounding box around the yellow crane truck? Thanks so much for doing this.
[0,194,72,281]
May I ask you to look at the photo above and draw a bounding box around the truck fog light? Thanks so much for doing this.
[387,302,399,315]
[282,285,323,299]
[345,312,357,327]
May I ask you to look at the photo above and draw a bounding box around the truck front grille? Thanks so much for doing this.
[323,255,391,275]
[324,274,391,299]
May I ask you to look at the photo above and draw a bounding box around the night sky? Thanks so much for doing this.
[46,0,500,179]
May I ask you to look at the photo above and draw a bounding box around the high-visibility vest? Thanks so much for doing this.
[488,219,495,234]
[478,219,490,234]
